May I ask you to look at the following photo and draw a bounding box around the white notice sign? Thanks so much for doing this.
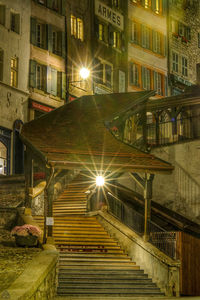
[46,217,54,226]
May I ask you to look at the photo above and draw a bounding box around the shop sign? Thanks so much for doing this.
[95,0,124,31]
[31,101,54,113]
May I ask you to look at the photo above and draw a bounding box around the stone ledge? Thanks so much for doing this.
[0,249,59,300]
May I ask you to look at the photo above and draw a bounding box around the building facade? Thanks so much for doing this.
[0,0,31,175]
[92,0,128,94]
[128,0,168,97]
[29,0,66,120]
[168,0,200,94]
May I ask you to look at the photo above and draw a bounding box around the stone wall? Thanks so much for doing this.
[0,249,59,300]
[97,211,180,297]
[152,140,200,224]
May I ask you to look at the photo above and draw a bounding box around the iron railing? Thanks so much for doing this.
[106,191,178,259]
[146,115,200,147]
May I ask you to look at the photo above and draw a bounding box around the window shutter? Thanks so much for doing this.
[153,71,157,91]
[151,0,156,12]
[30,17,37,46]
[61,72,66,100]
[165,76,168,96]
[152,30,156,52]
[94,18,99,39]
[141,0,145,7]
[47,24,52,52]
[129,63,133,84]
[141,66,145,89]
[47,0,53,9]
[51,68,57,96]
[108,25,114,46]
[162,0,167,15]
[61,0,66,16]
[29,60,36,88]
[62,31,65,58]
[141,24,146,47]
[47,66,51,93]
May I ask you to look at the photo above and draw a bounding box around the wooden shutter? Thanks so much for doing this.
[61,0,66,16]
[62,31,65,58]
[51,68,57,96]
[61,72,66,100]
[47,24,52,52]
[47,0,53,9]
[108,25,114,46]
[29,60,36,88]
[47,66,51,94]
[129,63,133,85]
[30,17,37,46]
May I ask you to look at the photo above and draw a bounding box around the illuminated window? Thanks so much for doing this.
[71,15,84,41]
[151,0,160,14]
[94,58,113,89]
[131,22,139,44]
[142,66,150,90]
[0,49,3,81]
[98,23,107,43]
[10,57,18,87]
[77,18,83,41]
[36,64,46,91]
[10,12,20,34]
[130,63,139,87]
[71,15,76,37]
[0,5,5,26]
[36,23,47,49]
[154,72,162,95]
[113,31,121,49]
[112,0,120,8]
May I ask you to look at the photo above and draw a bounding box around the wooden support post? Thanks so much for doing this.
[143,173,154,241]
[43,167,55,244]
[24,148,32,208]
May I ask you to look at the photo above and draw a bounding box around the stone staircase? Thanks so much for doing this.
[34,176,165,297]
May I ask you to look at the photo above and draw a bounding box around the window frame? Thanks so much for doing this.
[10,11,20,34]
[0,4,6,26]
[172,51,179,73]
[10,57,18,87]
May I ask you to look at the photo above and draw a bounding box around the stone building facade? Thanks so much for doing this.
[168,0,200,94]
[128,0,168,97]
[0,0,31,175]
[29,0,66,120]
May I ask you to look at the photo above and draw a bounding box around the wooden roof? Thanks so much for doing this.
[21,92,173,174]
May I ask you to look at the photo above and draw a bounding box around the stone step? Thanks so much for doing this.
[57,288,162,295]
[57,283,157,289]
[59,257,131,262]
[58,269,145,275]
[59,253,128,258]
[58,265,140,270]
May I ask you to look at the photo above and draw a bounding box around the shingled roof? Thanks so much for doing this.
[21,92,173,174]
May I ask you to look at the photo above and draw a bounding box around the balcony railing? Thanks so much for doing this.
[146,115,200,147]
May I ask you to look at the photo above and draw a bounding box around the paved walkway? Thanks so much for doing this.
[55,297,200,300]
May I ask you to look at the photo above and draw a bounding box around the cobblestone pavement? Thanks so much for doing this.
[0,228,41,293]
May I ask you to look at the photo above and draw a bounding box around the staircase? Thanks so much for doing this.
[34,175,164,297]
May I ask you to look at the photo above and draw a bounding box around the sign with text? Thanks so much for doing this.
[95,0,124,31]
[46,217,54,226]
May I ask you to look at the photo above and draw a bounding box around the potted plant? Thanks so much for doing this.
[11,224,42,247]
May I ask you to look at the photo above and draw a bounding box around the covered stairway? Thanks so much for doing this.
[34,174,164,297]
[20,91,177,296]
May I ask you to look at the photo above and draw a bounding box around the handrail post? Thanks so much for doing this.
[143,173,154,241]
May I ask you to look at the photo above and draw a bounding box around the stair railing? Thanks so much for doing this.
[106,190,178,259]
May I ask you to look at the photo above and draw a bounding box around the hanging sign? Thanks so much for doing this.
[95,0,124,31]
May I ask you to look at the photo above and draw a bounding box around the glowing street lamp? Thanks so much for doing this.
[79,67,90,80]
[96,175,105,187]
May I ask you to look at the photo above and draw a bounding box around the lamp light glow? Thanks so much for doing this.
[80,67,90,80]
[96,176,105,187]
